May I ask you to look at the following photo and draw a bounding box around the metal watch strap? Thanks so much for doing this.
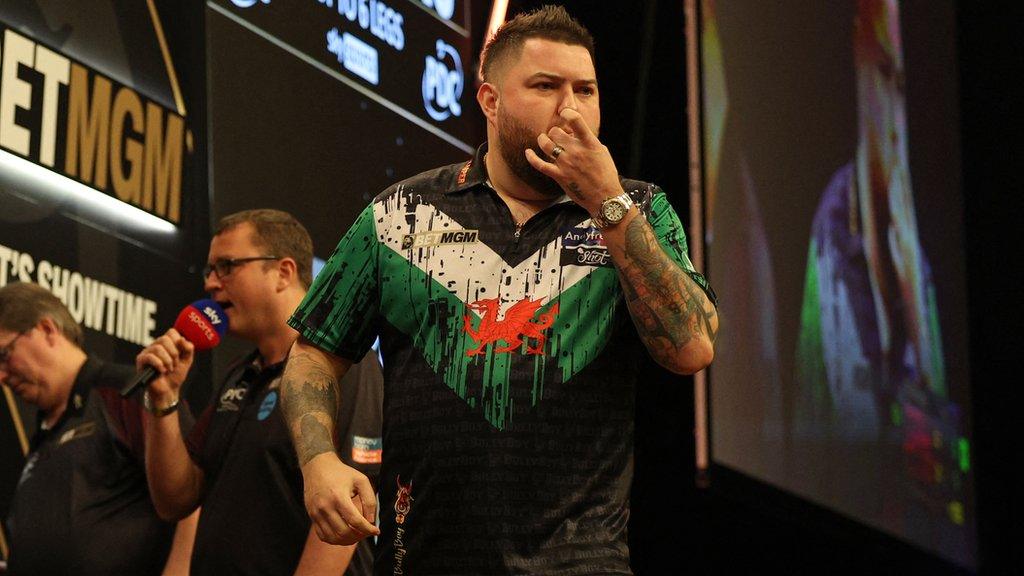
[593,192,633,229]
[143,390,179,417]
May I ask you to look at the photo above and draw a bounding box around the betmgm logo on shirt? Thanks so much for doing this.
[401,229,478,250]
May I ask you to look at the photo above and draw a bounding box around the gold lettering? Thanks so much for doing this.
[110,87,144,203]
[142,102,183,223]
[64,64,111,188]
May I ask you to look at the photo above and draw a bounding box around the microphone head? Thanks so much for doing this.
[174,299,229,351]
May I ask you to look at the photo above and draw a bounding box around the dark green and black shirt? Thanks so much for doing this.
[290,144,711,575]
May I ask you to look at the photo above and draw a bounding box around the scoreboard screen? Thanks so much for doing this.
[206,0,484,255]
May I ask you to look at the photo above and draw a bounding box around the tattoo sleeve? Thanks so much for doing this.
[617,216,718,372]
[280,350,342,466]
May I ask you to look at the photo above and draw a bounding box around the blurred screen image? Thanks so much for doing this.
[703,0,975,568]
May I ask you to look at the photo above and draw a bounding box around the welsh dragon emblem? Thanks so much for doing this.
[463,297,560,357]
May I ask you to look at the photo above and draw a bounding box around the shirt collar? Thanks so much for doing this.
[447,143,490,194]
[238,349,285,387]
[35,356,98,437]
[66,356,99,417]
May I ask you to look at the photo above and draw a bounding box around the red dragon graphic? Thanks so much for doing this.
[463,297,560,357]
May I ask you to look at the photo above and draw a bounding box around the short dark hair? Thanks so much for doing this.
[481,5,595,83]
[0,282,84,347]
[215,209,314,289]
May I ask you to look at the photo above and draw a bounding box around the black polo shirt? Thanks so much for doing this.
[186,348,383,576]
[6,357,187,576]
[290,144,714,574]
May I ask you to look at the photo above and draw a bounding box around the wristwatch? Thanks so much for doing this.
[592,192,634,229]
[143,390,180,417]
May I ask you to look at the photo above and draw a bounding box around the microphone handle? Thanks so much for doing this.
[120,365,157,398]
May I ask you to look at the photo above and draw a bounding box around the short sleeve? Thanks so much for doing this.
[184,402,216,470]
[289,204,382,361]
[647,188,717,307]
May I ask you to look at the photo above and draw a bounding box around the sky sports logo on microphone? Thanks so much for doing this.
[120,299,229,398]
[177,299,229,350]
[187,310,217,343]
[203,305,224,326]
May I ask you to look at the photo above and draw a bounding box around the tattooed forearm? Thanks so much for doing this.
[296,413,336,466]
[617,216,718,373]
[281,350,342,465]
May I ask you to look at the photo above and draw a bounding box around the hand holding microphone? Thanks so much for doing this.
[122,299,229,399]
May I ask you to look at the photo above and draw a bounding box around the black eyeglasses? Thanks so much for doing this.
[0,329,31,364]
[203,256,280,280]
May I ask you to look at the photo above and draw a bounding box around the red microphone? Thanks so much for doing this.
[120,299,229,397]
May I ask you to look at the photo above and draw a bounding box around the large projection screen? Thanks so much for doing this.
[701,0,975,568]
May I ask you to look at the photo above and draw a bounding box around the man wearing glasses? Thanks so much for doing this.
[0,282,195,575]
[135,209,383,576]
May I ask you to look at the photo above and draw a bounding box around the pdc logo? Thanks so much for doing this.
[422,39,463,122]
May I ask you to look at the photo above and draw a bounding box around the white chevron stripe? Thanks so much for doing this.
[374,190,603,318]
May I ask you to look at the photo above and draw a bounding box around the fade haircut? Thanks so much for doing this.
[481,4,595,83]
[215,209,314,289]
[0,282,84,347]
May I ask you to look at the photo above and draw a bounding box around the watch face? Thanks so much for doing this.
[602,198,628,222]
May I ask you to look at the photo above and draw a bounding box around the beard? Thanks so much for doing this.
[496,109,565,199]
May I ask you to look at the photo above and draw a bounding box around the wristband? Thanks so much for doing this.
[143,390,179,417]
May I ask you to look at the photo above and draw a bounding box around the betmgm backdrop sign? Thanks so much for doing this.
[1,8,203,561]
[0,23,187,223]
[0,242,160,347]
